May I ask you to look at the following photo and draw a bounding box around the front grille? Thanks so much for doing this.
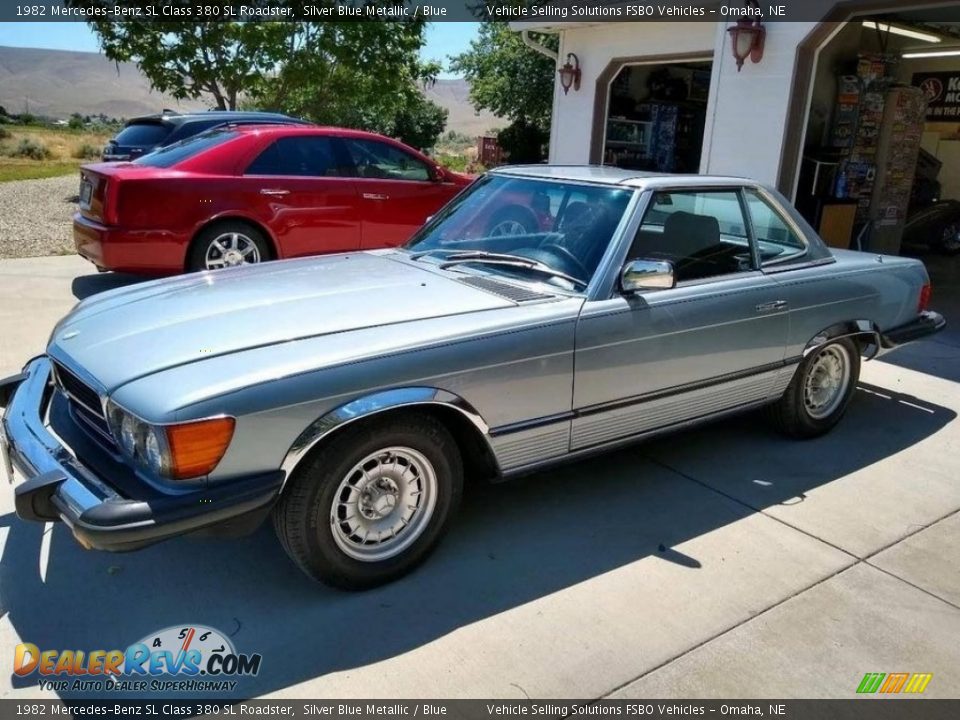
[54,362,103,415]
[52,361,116,449]
[72,403,116,447]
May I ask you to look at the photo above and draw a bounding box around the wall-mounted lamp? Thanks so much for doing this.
[727,1,766,72]
[558,53,581,94]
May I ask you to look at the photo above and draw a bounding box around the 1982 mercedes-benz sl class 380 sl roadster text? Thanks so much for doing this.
[1,166,946,589]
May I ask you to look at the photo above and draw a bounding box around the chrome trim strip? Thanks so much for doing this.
[804,320,882,360]
[502,399,772,479]
[487,358,802,439]
[571,368,788,451]
[489,411,574,438]
[280,387,494,479]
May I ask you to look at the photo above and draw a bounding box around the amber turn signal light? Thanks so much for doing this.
[165,417,236,480]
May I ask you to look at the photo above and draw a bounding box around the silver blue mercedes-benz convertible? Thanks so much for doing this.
[0,166,945,589]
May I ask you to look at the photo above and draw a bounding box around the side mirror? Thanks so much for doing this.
[620,259,675,293]
[432,165,446,183]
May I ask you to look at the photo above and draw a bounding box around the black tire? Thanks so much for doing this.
[486,205,537,237]
[273,413,463,590]
[187,221,271,273]
[768,337,860,439]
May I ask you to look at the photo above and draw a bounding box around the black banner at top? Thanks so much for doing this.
[3,0,960,24]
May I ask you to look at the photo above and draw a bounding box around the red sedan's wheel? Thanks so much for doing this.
[188,221,271,273]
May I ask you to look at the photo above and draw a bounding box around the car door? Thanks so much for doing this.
[241,135,361,258]
[340,136,457,248]
[570,187,792,451]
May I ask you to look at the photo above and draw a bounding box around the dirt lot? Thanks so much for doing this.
[0,174,78,258]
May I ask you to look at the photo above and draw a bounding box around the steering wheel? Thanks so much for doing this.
[539,243,589,280]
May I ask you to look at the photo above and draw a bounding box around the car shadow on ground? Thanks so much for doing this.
[71,272,146,301]
[1,379,954,700]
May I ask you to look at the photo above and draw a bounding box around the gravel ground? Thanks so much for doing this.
[0,175,79,259]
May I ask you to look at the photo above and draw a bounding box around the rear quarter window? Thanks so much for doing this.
[133,129,239,168]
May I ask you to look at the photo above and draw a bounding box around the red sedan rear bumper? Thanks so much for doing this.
[73,213,189,275]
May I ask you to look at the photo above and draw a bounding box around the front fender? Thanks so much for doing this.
[280,387,492,477]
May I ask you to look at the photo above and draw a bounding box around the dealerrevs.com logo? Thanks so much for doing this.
[14,625,262,693]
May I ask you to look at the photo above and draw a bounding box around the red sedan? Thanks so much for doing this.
[73,125,473,274]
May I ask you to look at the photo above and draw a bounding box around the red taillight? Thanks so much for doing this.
[919,282,932,313]
[103,180,120,225]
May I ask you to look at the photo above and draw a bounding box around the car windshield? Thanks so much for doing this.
[405,175,633,290]
[133,128,239,168]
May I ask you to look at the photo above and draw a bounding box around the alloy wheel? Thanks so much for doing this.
[205,232,261,270]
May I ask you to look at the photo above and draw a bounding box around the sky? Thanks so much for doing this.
[0,21,478,78]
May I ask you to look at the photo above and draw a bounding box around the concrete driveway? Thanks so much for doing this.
[1,254,958,700]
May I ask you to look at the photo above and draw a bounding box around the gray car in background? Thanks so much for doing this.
[0,166,945,589]
[101,110,308,161]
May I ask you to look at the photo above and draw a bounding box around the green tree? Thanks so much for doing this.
[70,2,434,118]
[449,22,557,127]
[496,119,549,164]
[389,93,448,151]
[69,5,290,110]
[250,22,436,130]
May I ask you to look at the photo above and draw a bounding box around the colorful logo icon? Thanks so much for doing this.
[14,624,261,689]
[857,672,932,694]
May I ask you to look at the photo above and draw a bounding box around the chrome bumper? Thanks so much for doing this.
[1,358,115,525]
[880,311,946,350]
[2,357,283,551]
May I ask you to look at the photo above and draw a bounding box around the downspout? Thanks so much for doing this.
[518,28,561,163]
[521,30,558,62]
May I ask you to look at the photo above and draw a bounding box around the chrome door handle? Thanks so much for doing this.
[756,300,789,313]
[363,193,390,201]
[260,189,290,196]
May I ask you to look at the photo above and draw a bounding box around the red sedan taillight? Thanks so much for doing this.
[102,180,120,226]
[919,282,932,313]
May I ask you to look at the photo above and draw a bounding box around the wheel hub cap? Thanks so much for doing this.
[490,220,526,237]
[223,249,245,266]
[330,447,438,562]
[359,477,400,520]
[803,345,851,420]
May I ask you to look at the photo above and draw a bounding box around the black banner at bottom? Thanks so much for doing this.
[1,700,959,720]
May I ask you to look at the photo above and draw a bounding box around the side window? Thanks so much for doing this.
[245,137,347,177]
[744,189,807,265]
[343,139,431,182]
[629,190,753,282]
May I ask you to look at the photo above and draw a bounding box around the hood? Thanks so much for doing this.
[49,253,514,392]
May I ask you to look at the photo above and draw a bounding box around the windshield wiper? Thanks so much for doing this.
[438,251,587,290]
[409,248,466,260]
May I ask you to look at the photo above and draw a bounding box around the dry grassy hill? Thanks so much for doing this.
[0,46,504,135]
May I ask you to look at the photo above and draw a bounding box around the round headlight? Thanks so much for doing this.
[143,427,166,475]
[120,413,139,457]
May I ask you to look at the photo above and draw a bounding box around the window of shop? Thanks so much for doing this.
[600,60,712,174]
